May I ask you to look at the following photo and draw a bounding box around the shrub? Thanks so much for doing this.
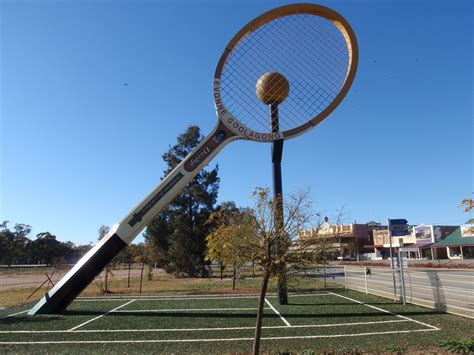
[439,338,474,352]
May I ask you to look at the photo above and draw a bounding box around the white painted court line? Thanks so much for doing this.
[0,319,409,334]
[75,292,331,302]
[265,298,291,327]
[76,296,260,302]
[77,291,330,299]
[68,299,136,332]
[329,292,440,331]
[77,292,264,299]
[0,310,28,319]
[114,307,269,313]
[272,293,331,298]
[0,328,438,345]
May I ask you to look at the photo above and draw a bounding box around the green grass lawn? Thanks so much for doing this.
[0,289,473,354]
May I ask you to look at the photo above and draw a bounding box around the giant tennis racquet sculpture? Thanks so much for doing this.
[30,3,358,315]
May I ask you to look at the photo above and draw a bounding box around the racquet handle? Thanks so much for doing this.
[28,233,128,314]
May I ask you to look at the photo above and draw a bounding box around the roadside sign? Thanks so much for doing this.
[390,257,408,269]
[400,247,418,252]
[389,218,408,236]
[391,229,406,236]
[390,219,408,225]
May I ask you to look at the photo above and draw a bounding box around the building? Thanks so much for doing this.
[372,224,457,260]
[431,220,474,260]
[300,221,463,261]
[299,222,374,260]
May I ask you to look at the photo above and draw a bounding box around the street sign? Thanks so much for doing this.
[391,227,407,236]
[390,219,408,225]
[391,256,408,269]
[400,247,418,252]
[389,218,408,236]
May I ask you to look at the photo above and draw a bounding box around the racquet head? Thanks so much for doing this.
[213,3,358,141]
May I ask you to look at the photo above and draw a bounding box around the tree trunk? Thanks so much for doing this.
[148,265,153,281]
[127,261,131,288]
[253,267,271,355]
[220,262,224,280]
[139,262,145,294]
[104,270,109,293]
[323,243,327,288]
[232,264,236,290]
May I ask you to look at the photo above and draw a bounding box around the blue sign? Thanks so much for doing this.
[389,218,408,236]
[391,229,407,237]
[390,219,407,225]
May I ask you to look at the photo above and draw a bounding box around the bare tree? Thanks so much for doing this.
[206,187,316,354]
[97,225,112,293]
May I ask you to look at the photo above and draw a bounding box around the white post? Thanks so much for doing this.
[398,250,406,305]
[435,271,441,312]
[364,267,368,294]
[388,218,397,302]
[344,265,347,290]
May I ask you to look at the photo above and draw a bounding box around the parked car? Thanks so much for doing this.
[337,256,358,261]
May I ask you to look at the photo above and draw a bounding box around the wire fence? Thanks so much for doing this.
[344,266,474,319]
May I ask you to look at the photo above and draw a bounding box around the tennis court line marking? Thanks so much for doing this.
[0,319,410,334]
[76,292,330,299]
[75,292,331,302]
[265,298,291,327]
[114,307,270,313]
[0,328,438,344]
[0,310,29,320]
[68,299,135,332]
[329,292,440,330]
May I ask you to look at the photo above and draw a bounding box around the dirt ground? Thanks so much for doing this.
[0,266,148,292]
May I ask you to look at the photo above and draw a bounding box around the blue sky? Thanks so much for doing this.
[1,0,472,245]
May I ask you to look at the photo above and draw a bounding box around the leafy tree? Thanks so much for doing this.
[0,221,32,266]
[144,214,171,267]
[98,225,110,240]
[29,232,67,266]
[366,220,381,227]
[68,243,93,263]
[460,194,473,213]
[206,204,253,289]
[144,126,219,277]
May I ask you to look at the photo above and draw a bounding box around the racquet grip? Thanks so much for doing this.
[28,234,127,315]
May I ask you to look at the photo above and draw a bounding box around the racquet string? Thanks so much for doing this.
[220,14,350,134]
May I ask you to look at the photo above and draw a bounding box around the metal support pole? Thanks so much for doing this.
[398,250,406,305]
[388,219,397,302]
[364,267,368,294]
[435,272,441,311]
[270,102,287,305]
[344,265,347,289]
